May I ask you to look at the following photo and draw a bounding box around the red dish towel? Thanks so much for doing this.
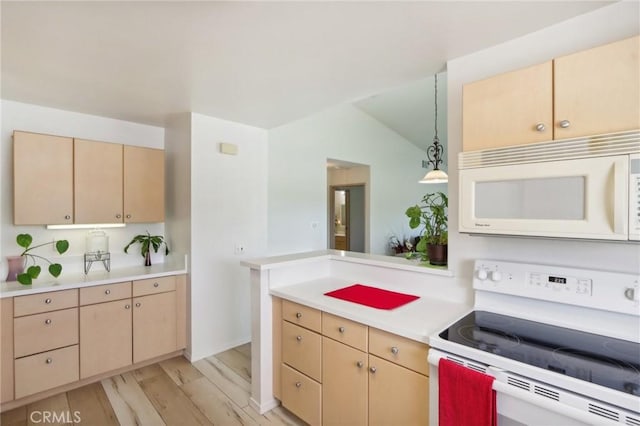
[324,284,419,310]
[439,358,497,426]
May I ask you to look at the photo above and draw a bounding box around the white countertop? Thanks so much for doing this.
[271,276,470,344]
[0,256,188,298]
[242,249,453,277]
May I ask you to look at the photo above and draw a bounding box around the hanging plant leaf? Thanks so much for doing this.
[16,234,32,249]
[49,263,63,277]
[17,273,32,285]
[27,265,41,279]
[55,240,69,254]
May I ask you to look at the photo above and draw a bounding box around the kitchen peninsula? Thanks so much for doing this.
[242,250,471,422]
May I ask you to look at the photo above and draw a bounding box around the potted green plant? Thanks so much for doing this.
[7,234,70,285]
[124,231,170,266]
[405,192,448,266]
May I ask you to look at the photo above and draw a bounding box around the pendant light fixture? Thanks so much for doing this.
[419,73,448,184]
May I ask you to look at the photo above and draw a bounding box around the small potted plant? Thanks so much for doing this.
[7,234,70,285]
[124,231,170,266]
[405,192,448,266]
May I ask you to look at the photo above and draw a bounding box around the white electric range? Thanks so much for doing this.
[428,259,640,425]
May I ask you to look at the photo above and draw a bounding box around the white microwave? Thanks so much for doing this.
[459,130,640,241]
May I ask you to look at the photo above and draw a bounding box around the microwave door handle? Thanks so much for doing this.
[613,158,628,235]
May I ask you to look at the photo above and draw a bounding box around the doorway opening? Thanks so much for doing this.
[329,185,366,252]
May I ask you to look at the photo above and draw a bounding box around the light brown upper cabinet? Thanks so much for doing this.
[554,35,640,139]
[74,139,124,224]
[463,35,640,151]
[463,61,553,151]
[13,131,165,225]
[13,131,74,225]
[123,145,165,223]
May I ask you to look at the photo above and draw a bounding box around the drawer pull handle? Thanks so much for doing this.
[391,346,399,355]
[369,366,377,374]
[295,382,302,388]
[45,319,52,325]
[338,326,345,333]
[296,335,302,341]
[295,312,302,319]
[46,358,53,364]
[153,282,159,287]
[559,119,571,128]
[535,123,545,132]
[356,361,364,368]
[125,304,131,309]
[105,289,111,295]
[135,302,141,308]
[45,298,52,304]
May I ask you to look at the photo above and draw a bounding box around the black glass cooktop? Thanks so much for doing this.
[439,311,640,396]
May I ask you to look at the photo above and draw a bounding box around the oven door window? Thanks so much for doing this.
[475,176,585,220]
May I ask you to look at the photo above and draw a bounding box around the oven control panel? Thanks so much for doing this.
[473,260,639,316]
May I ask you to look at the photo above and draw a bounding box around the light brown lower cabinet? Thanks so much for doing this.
[276,299,430,426]
[133,291,177,363]
[80,298,133,379]
[1,273,187,409]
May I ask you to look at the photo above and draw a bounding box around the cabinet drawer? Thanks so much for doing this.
[80,281,132,305]
[133,276,176,297]
[281,363,321,426]
[14,345,79,399]
[282,300,321,333]
[14,308,78,358]
[282,321,321,382]
[14,289,78,317]
[322,312,368,352]
[368,328,429,376]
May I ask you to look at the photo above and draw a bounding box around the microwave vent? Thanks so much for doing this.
[459,130,640,169]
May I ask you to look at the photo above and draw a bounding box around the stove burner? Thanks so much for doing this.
[456,324,521,350]
[552,347,640,379]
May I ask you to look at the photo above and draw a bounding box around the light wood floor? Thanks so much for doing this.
[1,343,304,426]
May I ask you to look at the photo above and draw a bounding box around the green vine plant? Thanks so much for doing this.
[124,231,170,266]
[16,234,70,285]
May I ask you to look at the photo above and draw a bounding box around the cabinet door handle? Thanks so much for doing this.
[391,346,399,355]
[356,361,364,368]
[153,282,159,288]
[338,326,345,333]
[105,289,111,295]
[45,298,52,304]
[116,214,122,219]
[135,302,141,308]
[535,123,545,132]
[126,214,132,219]
[295,382,302,388]
[44,319,52,325]
[296,335,302,341]
[559,119,571,128]
[64,215,71,220]
[295,312,302,319]
[369,366,377,374]
[45,358,53,364]
[125,304,131,309]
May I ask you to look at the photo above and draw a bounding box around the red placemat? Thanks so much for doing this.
[324,284,419,310]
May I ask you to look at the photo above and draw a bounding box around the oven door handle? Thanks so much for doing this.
[485,367,619,426]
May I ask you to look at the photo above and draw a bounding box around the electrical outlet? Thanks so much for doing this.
[311,221,319,230]
[234,244,245,255]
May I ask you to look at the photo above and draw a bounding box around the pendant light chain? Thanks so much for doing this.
[434,73,438,141]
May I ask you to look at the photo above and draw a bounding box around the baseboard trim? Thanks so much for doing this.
[250,396,280,415]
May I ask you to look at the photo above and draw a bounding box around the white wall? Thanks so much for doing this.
[188,112,268,360]
[444,1,640,286]
[268,103,438,256]
[0,100,167,278]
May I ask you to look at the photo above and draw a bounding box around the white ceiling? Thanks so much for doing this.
[1,1,612,130]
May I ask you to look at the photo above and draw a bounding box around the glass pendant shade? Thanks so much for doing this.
[419,168,448,184]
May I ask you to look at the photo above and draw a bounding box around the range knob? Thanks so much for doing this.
[490,271,503,282]
[476,269,488,281]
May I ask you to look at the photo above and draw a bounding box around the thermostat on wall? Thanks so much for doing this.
[219,142,238,155]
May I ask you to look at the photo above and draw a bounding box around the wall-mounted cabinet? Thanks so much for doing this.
[463,35,639,151]
[13,131,165,225]
[13,132,74,225]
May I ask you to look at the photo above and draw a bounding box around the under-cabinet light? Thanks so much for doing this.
[46,223,127,230]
